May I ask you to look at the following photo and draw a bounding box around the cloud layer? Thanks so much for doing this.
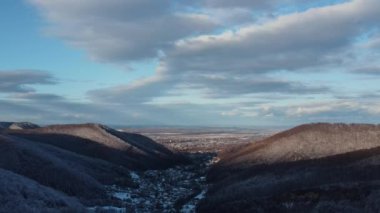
[3,0,379,125]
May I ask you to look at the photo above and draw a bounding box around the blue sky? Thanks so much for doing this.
[0,0,380,126]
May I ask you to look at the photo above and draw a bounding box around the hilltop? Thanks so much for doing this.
[0,122,39,130]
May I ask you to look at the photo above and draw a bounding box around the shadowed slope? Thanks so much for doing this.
[9,123,188,170]
[0,134,133,204]
[0,168,84,213]
[105,127,180,161]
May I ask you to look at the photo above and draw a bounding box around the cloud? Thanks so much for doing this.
[168,0,380,74]
[0,70,56,93]
[87,63,175,103]
[84,0,380,107]
[201,0,274,8]
[0,92,237,126]
[30,0,363,65]
[196,0,346,10]
[364,35,380,49]
[0,94,145,124]
[278,100,380,121]
[88,69,328,104]
[219,100,380,125]
[351,66,380,75]
[8,93,65,101]
[30,0,218,62]
[0,99,46,117]
[183,76,329,98]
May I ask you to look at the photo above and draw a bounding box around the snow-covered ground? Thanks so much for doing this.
[180,190,207,213]
[86,206,126,213]
[103,153,213,212]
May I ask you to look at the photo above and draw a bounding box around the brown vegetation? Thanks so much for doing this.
[217,123,380,171]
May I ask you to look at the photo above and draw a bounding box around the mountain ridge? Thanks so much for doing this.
[0,122,39,130]
[216,123,380,170]
[7,123,189,170]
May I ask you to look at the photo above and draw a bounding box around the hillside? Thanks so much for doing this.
[0,168,84,213]
[200,123,380,212]
[8,123,188,170]
[215,123,380,172]
[0,133,134,205]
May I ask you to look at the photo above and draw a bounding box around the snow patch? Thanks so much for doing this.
[180,190,207,213]
[181,204,196,213]
[130,171,140,182]
[113,191,131,200]
[87,206,126,213]
[195,190,206,200]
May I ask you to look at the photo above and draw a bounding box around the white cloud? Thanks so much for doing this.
[20,0,380,125]
[167,0,380,75]
[88,0,380,105]
[0,70,56,93]
[30,0,218,62]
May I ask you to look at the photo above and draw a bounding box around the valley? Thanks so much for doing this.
[122,127,274,153]
[95,127,271,212]
[0,122,270,212]
[2,122,380,212]
[102,153,213,213]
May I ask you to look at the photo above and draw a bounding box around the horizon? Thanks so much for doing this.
[1,0,380,126]
[2,120,379,131]
[1,119,289,130]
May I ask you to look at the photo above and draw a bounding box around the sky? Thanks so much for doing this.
[0,0,380,127]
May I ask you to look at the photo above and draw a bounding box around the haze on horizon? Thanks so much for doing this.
[1,0,380,127]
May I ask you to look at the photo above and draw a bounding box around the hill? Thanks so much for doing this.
[214,123,380,173]
[7,123,188,170]
[199,123,380,212]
